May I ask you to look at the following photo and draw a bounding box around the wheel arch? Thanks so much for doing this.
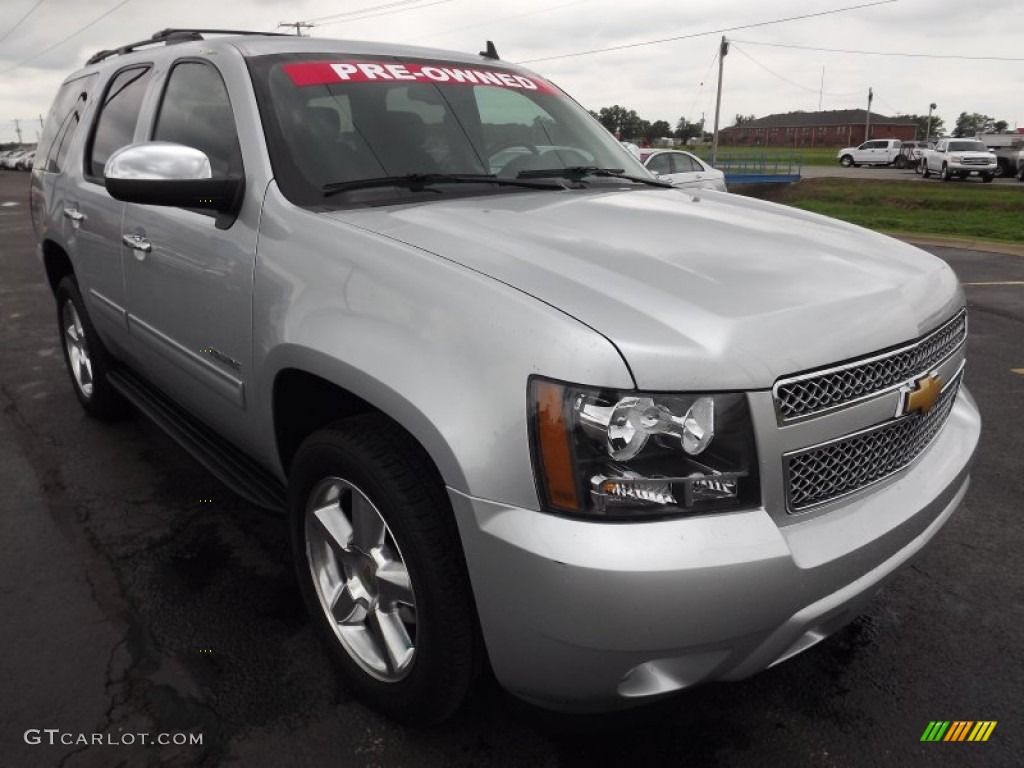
[42,239,74,296]
[268,352,467,496]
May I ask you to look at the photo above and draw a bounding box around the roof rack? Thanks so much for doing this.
[86,28,291,66]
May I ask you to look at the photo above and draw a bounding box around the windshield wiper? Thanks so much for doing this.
[322,173,566,197]
[517,166,673,188]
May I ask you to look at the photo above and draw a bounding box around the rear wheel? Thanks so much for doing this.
[894,156,907,169]
[289,415,480,724]
[55,276,124,420]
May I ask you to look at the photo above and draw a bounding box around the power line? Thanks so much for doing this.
[304,0,440,24]
[515,0,898,64]
[0,0,132,76]
[315,0,457,28]
[731,39,1024,62]
[405,0,594,44]
[731,44,862,97]
[0,0,46,44]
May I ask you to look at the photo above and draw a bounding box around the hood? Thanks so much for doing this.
[330,188,962,390]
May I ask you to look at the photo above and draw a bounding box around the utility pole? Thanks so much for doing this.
[38,114,44,132]
[864,87,873,142]
[710,36,729,166]
[925,102,936,142]
[13,119,23,146]
[818,66,824,111]
[278,21,314,36]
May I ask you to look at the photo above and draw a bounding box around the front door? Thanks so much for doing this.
[121,59,256,443]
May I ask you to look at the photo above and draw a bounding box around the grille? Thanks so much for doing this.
[785,373,962,511]
[961,158,989,165]
[774,311,966,422]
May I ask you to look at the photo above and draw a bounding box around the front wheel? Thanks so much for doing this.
[982,173,994,183]
[941,164,952,181]
[914,159,924,175]
[923,164,932,178]
[289,415,480,724]
[993,161,1006,178]
[839,155,853,167]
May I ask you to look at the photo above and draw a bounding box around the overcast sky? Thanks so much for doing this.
[1,0,1022,143]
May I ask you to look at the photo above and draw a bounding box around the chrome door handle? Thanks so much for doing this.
[63,207,85,227]
[122,233,152,259]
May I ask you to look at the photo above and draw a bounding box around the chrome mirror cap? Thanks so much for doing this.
[104,142,212,181]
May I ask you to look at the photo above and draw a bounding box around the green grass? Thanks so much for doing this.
[740,178,1024,244]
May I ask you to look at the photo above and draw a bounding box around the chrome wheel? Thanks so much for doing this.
[305,477,417,682]
[62,299,94,398]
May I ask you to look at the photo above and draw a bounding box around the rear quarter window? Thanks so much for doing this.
[36,74,97,173]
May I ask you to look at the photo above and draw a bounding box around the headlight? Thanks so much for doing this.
[949,154,962,162]
[528,378,760,519]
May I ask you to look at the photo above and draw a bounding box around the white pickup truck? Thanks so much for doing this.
[837,139,901,167]
[922,139,998,182]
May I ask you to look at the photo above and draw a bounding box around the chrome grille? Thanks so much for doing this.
[774,311,966,422]
[785,372,962,512]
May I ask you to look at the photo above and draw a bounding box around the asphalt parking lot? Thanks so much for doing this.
[0,169,1021,768]
[802,164,1024,185]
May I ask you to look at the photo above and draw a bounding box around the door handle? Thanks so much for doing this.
[63,207,85,227]
[122,233,152,259]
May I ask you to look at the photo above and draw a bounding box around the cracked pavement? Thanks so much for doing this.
[0,171,1021,767]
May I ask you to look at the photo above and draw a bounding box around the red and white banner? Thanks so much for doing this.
[282,61,557,94]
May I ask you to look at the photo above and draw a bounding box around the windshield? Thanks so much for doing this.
[247,54,652,206]
[948,141,988,152]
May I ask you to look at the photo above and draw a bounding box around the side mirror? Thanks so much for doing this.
[104,142,243,220]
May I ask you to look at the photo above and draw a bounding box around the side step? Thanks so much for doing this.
[109,367,286,512]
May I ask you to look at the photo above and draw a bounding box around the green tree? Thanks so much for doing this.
[645,120,672,143]
[596,105,643,139]
[895,114,945,139]
[733,113,756,126]
[993,120,1009,133]
[673,116,701,142]
[953,112,996,137]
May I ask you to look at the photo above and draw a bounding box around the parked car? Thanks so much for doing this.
[1016,150,1024,182]
[921,139,998,182]
[1,150,29,169]
[31,28,979,725]
[837,139,902,167]
[642,149,727,191]
[15,150,36,170]
[893,141,933,171]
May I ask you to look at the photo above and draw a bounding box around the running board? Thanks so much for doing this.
[108,367,286,512]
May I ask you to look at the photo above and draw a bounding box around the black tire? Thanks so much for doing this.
[914,159,924,175]
[982,173,994,183]
[894,156,907,169]
[839,155,853,167]
[288,414,480,724]
[922,164,931,178]
[941,164,951,182]
[55,276,125,420]
[993,160,1006,178]
[1017,167,1024,182]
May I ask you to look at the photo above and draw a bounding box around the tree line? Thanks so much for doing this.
[588,105,708,143]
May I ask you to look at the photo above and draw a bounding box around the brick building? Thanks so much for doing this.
[719,110,918,148]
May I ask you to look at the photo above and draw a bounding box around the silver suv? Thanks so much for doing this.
[31,29,980,724]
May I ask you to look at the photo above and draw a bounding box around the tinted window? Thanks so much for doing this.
[646,153,672,174]
[88,66,152,178]
[36,74,97,173]
[53,114,80,172]
[153,62,242,177]
[673,153,700,172]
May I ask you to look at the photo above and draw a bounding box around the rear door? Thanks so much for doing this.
[65,65,154,352]
[120,58,257,441]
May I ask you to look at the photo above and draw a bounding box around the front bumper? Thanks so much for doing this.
[449,388,980,711]
[948,162,997,174]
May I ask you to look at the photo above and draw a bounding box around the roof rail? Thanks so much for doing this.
[86,28,291,66]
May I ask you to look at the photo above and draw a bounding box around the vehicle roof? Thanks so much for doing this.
[65,34,534,82]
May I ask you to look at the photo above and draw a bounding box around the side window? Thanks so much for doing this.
[646,153,672,174]
[674,154,700,172]
[153,61,242,177]
[87,66,152,179]
[36,75,97,173]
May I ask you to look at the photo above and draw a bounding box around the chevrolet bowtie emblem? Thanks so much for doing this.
[900,374,943,417]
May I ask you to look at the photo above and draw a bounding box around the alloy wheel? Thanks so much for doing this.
[62,299,94,398]
[304,477,417,682]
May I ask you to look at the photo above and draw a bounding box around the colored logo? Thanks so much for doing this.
[920,721,997,742]
[900,374,943,417]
